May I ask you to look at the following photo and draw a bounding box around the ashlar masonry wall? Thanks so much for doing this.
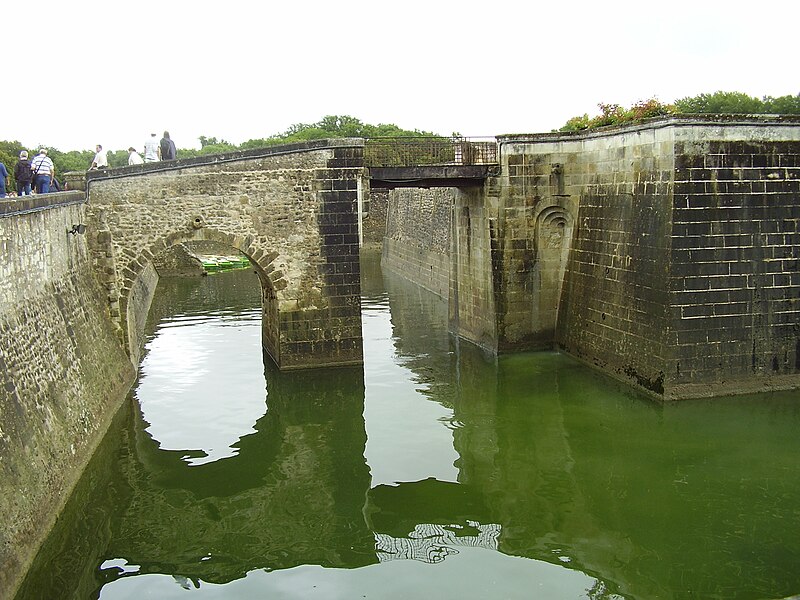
[449,187,501,351]
[501,116,800,399]
[380,184,500,351]
[377,118,800,399]
[496,126,675,392]
[0,194,135,600]
[668,124,800,398]
[382,187,454,299]
[546,127,674,394]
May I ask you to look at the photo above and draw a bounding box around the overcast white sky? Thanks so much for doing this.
[3,0,798,152]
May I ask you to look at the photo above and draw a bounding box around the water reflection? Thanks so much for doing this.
[361,292,459,486]
[14,252,800,600]
[137,270,272,466]
[360,251,462,487]
[113,362,374,586]
[137,309,265,465]
[449,350,800,599]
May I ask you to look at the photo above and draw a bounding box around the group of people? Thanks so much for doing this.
[0,148,58,198]
[0,131,177,198]
[127,131,176,165]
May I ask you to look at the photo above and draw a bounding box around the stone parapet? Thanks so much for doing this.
[0,190,84,216]
[63,171,87,192]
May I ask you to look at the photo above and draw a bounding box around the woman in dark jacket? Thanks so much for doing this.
[14,150,33,196]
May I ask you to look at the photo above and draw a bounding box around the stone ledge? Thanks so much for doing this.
[0,191,85,216]
[84,138,366,182]
[498,114,800,143]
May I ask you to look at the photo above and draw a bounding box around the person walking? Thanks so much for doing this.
[128,147,144,165]
[31,148,55,194]
[160,131,176,161]
[144,133,160,162]
[0,160,9,198]
[13,151,33,196]
[90,144,108,170]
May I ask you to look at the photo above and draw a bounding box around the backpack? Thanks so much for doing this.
[16,161,33,182]
[160,138,175,160]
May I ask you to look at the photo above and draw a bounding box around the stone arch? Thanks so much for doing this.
[85,141,365,370]
[532,205,574,340]
[121,228,283,368]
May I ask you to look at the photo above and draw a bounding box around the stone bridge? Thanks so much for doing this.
[83,140,366,370]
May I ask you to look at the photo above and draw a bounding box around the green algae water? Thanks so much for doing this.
[16,251,800,600]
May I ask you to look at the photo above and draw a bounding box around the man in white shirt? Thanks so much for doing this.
[31,148,55,193]
[90,145,108,170]
[128,147,144,165]
[144,133,160,162]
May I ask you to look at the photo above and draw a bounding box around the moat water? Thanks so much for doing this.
[16,251,800,600]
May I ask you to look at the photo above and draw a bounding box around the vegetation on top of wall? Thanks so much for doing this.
[559,99,674,132]
[558,91,800,132]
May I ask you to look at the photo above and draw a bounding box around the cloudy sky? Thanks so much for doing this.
[4,0,798,152]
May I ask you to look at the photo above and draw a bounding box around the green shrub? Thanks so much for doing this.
[557,92,800,132]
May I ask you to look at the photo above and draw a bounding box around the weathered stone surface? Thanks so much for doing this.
[362,186,388,246]
[0,195,135,600]
[668,134,800,398]
[152,242,205,277]
[384,116,800,400]
[449,188,500,351]
[85,141,365,370]
[498,117,800,398]
[382,187,453,299]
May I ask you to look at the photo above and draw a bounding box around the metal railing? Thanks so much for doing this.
[364,137,497,167]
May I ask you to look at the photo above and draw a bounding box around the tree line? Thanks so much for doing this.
[0,115,438,186]
[558,91,800,132]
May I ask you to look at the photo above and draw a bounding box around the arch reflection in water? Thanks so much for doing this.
[116,361,374,585]
[120,269,374,579]
[136,308,266,465]
[135,268,269,466]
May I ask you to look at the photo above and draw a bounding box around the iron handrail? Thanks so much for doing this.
[364,136,497,167]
